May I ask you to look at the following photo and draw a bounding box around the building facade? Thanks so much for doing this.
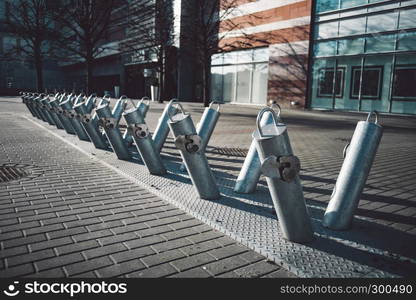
[211,0,416,115]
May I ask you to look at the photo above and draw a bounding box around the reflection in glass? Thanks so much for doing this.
[236,65,252,103]
[393,66,416,101]
[351,66,383,100]
[251,63,268,104]
[317,67,345,98]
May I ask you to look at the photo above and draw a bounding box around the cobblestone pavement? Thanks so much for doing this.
[1,96,416,277]
[0,99,294,278]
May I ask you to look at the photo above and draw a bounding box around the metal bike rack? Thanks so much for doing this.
[179,101,221,172]
[122,97,151,146]
[123,103,166,175]
[44,94,64,129]
[39,95,56,126]
[50,94,76,135]
[234,104,279,193]
[168,102,220,200]
[21,92,37,118]
[254,107,314,243]
[33,94,49,122]
[323,111,383,230]
[153,99,179,153]
[74,94,108,149]
[95,96,131,160]
[60,95,91,141]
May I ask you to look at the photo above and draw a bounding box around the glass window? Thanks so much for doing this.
[367,12,398,33]
[365,34,396,53]
[397,31,416,51]
[235,65,252,103]
[340,0,367,9]
[337,38,364,55]
[222,65,236,102]
[317,67,345,98]
[392,65,416,101]
[339,17,366,36]
[237,50,253,64]
[223,52,238,64]
[251,63,268,104]
[316,0,339,13]
[211,53,223,66]
[350,66,383,99]
[210,66,223,102]
[399,8,416,29]
[315,21,339,39]
[314,41,337,57]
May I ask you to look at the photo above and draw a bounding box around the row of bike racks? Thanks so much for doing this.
[21,92,383,244]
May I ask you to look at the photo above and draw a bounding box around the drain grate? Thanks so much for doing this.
[211,147,249,157]
[0,164,28,183]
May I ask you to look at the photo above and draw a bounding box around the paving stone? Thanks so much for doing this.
[96,260,146,277]
[141,249,187,267]
[126,263,178,278]
[168,267,211,278]
[64,256,114,276]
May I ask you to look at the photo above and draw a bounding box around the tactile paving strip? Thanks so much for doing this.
[24,114,416,278]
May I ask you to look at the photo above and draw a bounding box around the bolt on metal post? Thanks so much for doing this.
[168,102,220,200]
[323,111,383,230]
[122,97,151,146]
[234,104,279,193]
[50,94,76,135]
[179,101,221,172]
[74,94,108,149]
[60,96,91,141]
[153,99,179,153]
[254,107,314,243]
[123,104,166,175]
[96,98,131,160]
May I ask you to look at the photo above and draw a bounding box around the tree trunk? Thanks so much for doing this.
[159,48,165,103]
[34,49,44,92]
[202,58,211,107]
[86,57,93,95]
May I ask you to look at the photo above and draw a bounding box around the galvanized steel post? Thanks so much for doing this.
[153,99,179,153]
[50,94,76,135]
[74,95,108,149]
[179,101,221,172]
[39,95,56,126]
[168,103,220,200]
[96,99,131,160]
[45,94,64,129]
[122,97,151,146]
[60,97,91,141]
[234,104,279,194]
[323,111,383,230]
[254,107,314,243]
[123,106,166,175]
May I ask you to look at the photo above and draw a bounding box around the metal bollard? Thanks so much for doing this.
[254,107,314,243]
[234,105,279,193]
[60,96,91,141]
[33,94,49,122]
[45,94,64,129]
[39,95,56,126]
[21,93,37,118]
[168,102,220,200]
[123,106,166,175]
[74,94,108,149]
[122,97,151,146]
[179,101,221,172]
[50,94,76,135]
[153,99,179,153]
[30,94,44,120]
[323,111,383,230]
[96,99,131,160]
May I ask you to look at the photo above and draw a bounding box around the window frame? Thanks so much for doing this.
[392,64,416,102]
[350,65,384,100]
[316,67,345,98]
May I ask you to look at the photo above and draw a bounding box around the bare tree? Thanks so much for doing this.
[181,0,265,106]
[119,0,175,102]
[5,0,58,92]
[53,0,118,94]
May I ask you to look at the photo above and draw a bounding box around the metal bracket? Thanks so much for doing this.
[174,134,202,153]
[261,155,301,182]
[98,117,117,129]
[128,123,150,139]
[80,114,92,123]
